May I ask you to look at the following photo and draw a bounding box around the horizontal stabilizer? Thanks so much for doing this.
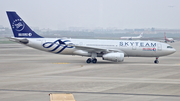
[7,37,29,44]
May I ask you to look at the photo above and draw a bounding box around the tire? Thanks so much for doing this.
[92,58,97,63]
[154,60,159,64]
[86,58,91,63]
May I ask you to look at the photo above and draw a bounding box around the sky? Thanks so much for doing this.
[1,0,180,30]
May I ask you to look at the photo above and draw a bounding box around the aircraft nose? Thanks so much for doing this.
[172,48,176,53]
[169,48,176,54]
[165,48,176,55]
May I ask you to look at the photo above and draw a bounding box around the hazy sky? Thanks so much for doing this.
[1,0,180,30]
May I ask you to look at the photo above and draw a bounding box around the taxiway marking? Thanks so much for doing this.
[53,63,70,64]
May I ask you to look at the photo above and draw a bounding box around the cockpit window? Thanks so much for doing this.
[167,46,173,48]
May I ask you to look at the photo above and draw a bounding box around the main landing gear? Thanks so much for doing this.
[86,53,98,64]
[86,58,97,63]
[154,57,159,64]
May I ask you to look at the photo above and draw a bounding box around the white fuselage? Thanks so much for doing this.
[120,33,143,40]
[165,37,174,42]
[164,33,174,43]
[23,38,176,58]
[120,36,142,40]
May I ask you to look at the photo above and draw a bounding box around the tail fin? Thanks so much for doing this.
[6,11,43,38]
[164,32,167,39]
[139,32,143,37]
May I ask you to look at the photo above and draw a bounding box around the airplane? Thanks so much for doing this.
[120,33,143,40]
[164,32,174,43]
[6,11,176,64]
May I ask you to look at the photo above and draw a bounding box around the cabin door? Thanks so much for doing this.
[157,43,162,51]
[132,44,136,50]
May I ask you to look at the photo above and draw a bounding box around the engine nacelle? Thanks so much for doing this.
[102,53,124,62]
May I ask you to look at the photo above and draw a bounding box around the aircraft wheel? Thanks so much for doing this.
[154,60,159,64]
[86,58,92,63]
[92,58,97,63]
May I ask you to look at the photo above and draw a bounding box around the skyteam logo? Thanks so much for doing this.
[12,19,25,31]
[42,39,74,54]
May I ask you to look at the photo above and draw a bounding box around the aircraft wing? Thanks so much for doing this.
[72,45,125,54]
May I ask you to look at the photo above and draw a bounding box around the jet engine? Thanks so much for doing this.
[102,53,124,62]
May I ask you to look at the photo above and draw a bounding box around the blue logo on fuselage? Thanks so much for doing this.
[42,39,74,54]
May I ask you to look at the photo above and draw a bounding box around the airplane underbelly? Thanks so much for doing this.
[60,48,74,54]
[139,50,156,57]
[140,51,156,57]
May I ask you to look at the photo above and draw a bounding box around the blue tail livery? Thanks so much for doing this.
[6,11,42,38]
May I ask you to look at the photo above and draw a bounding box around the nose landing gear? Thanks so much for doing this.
[154,57,159,64]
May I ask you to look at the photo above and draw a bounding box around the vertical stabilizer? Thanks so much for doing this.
[139,32,143,38]
[164,32,167,39]
[6,11,43,38]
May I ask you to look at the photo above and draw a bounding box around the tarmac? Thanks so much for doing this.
[0,41,180,101]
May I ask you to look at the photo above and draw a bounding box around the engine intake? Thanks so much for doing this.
[102,53,124,62]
